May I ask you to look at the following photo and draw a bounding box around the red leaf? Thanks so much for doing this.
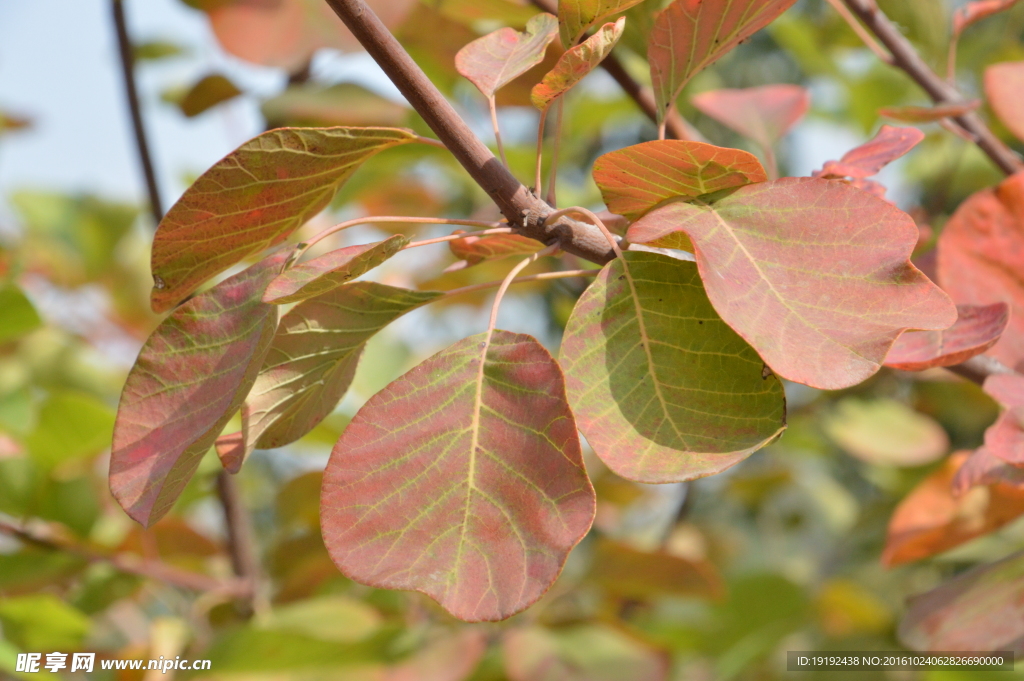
[151,127,417,313]
[898,549,1024,652]
[937,172,1024,371]
[691,84,809,152]
[558,0,646,47]
[455,13,559,99]
[884,303,1009,371]
[985,61,1024,143]
[649,0,798,123]
[531,18,624,111]
[447,231,542,272]
[592,140,766,220]
[387,630,487,681]
[953,0,1022,37]
[952,446,1024,496]
[985,373,1024,409]
[262,235,409,304]
[882,453,1024,566]
[879,100,981,123]
[986,411,1024,466]
[813,125,925,180]
[215,431,245,474]
[110,252,288,527]
[628,178,957,390]
[320,331,595,622]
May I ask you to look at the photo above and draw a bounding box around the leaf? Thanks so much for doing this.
[879,100,981,123]
[823,398,948,467]
[25,392,115,469]
[985,374,1024,410]
[898,549,1024,652]
[558,0,646,47]
[884,303,1009,371]
[150,127,417,312]
[447,231,543,271]
[177,74,242,118]
[985,411,1024,466]
[628,178,957,390]
[388,630,487,681]
[592,140,766,220]
[110,252,288,527]
[985,61,1024,143]
[590,538,724,600]
[243,283,441,465]
[455,13,559,98]
[953,0,1022,37]
[263,235,409,304]
[503,625,668,681]
[649,0,798,123]
[215,431,244,473]
[320,331,595,622]
[952,446,1024,496]
[134,40,187,61]
[813,125,925,179]
[262,83,410,128]
[206,0,418,70]
[937,172,1024,371]
[882,452,1024,566]
[259,596,381,643]
[691,84,809,151]
[559,251,786,483]
[0,595,91,652]
[0,285,42,343]
[531,18,625,111]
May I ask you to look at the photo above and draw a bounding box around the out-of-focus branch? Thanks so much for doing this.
[215,471,266,615]
[839,0,1023,176]
[946,355,1017,385]
[111,0,164,225]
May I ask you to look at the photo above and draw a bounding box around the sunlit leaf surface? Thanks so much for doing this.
[531,18,624,111]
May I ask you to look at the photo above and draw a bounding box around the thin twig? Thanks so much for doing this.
[415,135,449,150]
[823,0,894,65]
[535,107,547,196]
[945,355,1016,385]
[840,0,1023,175]
[444,269,598,298]
[403,227,514,249]
[487,245,559,335]
[299,216,503,258]
[112,0,164,225]
[488,96,509,168]
[215,472,265,615]
[547,99,564,207]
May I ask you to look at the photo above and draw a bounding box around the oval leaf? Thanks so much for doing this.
[559,251,786,483]
[448,231,543,271]
[177,74,242,118]
[937,172,1024,370]
[954,0,1022,37]
[320,331,596,622]
[649,0,798,123]
[151,127,417,313]
[986,412,1024,466]
[628,178,957,390]
[504,625,668,681]
[455,13,559,98]
[879,100,981,123]
[885,303,1009,371]
[813,125,925,179]
[263,235,409,304]
[245,283,442,461]
[215,431,245,473]
[823,398,948,467]
[110,251,288,526]
[558,0,646,47]
[985,374,1024,409]
[531,18,625,111]
[985,61,1024,142]
[899,549,1024,652]
[691,84,809,151]
[593,140,766,220]
[952,446,1024,496]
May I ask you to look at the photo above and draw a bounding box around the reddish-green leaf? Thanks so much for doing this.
[215,431,244,474]
[263,235,409,305]
[952,446,1024,496]
[320,331,595,622]
[649,0,798,123]
[884,303,1009,371]
[559,252,786,483]
[953,0,1022,37]
[899,549,1024,652]
[985,61,1024,142]
[531,18,625,111]
[503,625,668,681]
[110,252,288,527]
[879,100,981,123]
[937,172,1024,371]
[691,84,809,152]
[455,13,559,98]
[814,125,925,179]
[558,0,646,47]
[593,140,766,220]
[150,127,418,313]
[244,283,442,462]
[823,398,948,467]
[591,538,724,600]
[628,178,957,390]
[882,453,1024,566]
[448,231,542,271]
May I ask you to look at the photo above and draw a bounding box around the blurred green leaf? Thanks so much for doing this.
[262,83,409,129]
[133,40,187,61]
[0,594,91,651]
[823,398,949,467]
[25,391,114,468]
[174,73,243,118]
[260,596,382,643]
[35,476,100,537]
[0,286,42,345]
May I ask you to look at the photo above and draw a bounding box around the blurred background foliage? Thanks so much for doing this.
[1,0,1023,679]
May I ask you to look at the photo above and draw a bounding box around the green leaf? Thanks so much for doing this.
[25,391,114,468]
[823,398,949,467]
[134,40,187,61]
[503,625,667,681]
[110,252,288,527]
[559,251,786,483]
[531,18,625,111]
[0,595,91,652]
[177,73,243,118]
[259,596,382,643]
[242,283,441,468]
[262,235,409,305]
[0,285,42,344]
[321,331,596,622]
[262,83,410,129]
[559,0,646,47]
[150,127,418,312]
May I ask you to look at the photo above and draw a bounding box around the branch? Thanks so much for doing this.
[946,355,1017,385]
[840,0,1023,176]
[322,0,615,265]
[111,0,164,225]
[215,471,265,615]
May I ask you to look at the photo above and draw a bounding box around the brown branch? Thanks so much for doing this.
[840,0,1023,176]
[946,355,1017,385]
[215,471,264,615]
[323,0,615,265]
[111,0,164,225]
